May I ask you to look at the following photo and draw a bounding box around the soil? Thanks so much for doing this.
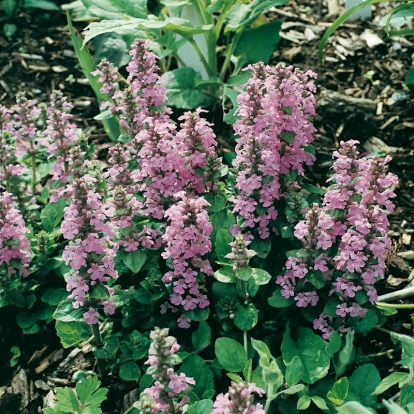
[0,1,413,413]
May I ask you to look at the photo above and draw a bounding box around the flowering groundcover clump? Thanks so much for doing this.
[1,39,412,414]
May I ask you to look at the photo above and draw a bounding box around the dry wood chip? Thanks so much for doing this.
[397,250,414,260]
[402,233,412,246]
[52,65,69,73]
[380,115,399,130]
[304,27,316,41]
[360,29,384,48]
[28,64,51,72]
[363,136,401,154]
[12,52,44,60]
[281,46,302,61]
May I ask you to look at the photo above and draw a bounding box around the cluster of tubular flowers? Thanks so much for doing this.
[93,39,171,140]
[42,91,81,183]
[0,192,31,278]
[136,328,195,414]
[161,193,213,324]
[212,381,266,414]
[232,62,317,239]
[61,176,118,324]
[276,141,398,338]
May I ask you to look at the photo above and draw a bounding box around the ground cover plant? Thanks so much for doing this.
[1,2,414,414]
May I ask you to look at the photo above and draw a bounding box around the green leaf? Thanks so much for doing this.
[93,334,120,359]
[335,331,355,377]
[16,311,38,329]
[243,359,252,382]
[223,87,241,125]
[215,229,233,262]
[373,372,410,395]
[401,384,414,407]
[279,384,305,396]
[183,307,210,322]
[55,387,79,412]
[24,0,60,11]
[205,192,227,213]
[161,67,211,109]
[251,268,272,285]
[336,401,374,414]
[119,361,141,381]
[327,377,349,405]
[181,355,214,398]
[310,396,328,410]
[227,373,243,383]
[236,266,252,281]
[234,304,258,330]
[53,298,85,322]
[382,399,411,414]
[281,326,331,384]
[280,130,296,144]
[55,320,82,348]
[225,0,289,31]
[406,68,414,87]
[263,360,283,388]
[215,338,247,372]
[285,356,302,387]
[348,309,378,333]
[349,364,381,407]
[251,339,272,364]
[268,288,294,308]
[210,210,236,242]
[76,375,108,410]
[123,249,147,273]
[41,197,66,232]
[234,20,282,70]
[297,395,311,410]
[192,321,211,353]
[89,284,110,300]
[82,0,147,19]
[250,237,271,258]
[391,332,414,358]
[186,399,214,414]
[214,267,236,283]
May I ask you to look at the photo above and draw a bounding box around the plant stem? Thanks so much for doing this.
[91,321,107,381]
[243,329,248,355]
[30,142,36,196]
[376,302,414,309]
[219,31,242,81]
[264,383,274,413]
[187,37,214,78]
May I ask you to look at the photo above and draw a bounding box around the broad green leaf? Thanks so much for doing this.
[234,304,258,330]
[348,309,378,333]
[93,334,120,359]
[82,0,147,19]
[382,399,410,414]
[89,284,110,300]
[205,192,227,213]
[250,237,271,258]
[234,20,282,70]
[349,364,380,407]
[215,229,233,262]
[310,396,329,410]
[268,288,294,308]
[327,377,349,405]
[406,68,414,87]
[227,372,243,383]
[214,267,236,283]
[374,372,410,395]
[251,338,271,367]
[281,326,331,384]
[263,360,283,388]
[223,87,241,125]
[243,359,252,382]
[297,395,311,410]
[53,298,85,322]
[161,67,212,109]
[192,321,211,353]
[336,401,374,414]
[335,331,355,377]
[123,249,147,273]
[236,266,252,281]
[55,320,82,348]
[41,197,66,232]
[401,384,414,407]
[210,209,236,242]
[55,387,79,412]
[215,338,247,372]
[186,399,214,414]
[391,332,414,358]
[119,361,141,381]
[183,307,210,322]
[285,356,302,387]
[16,311,38,329]
[225,0,289,31]
[76,375,100,406]
[279,384,305,396]
[181,355,214,398]
[251,268,272,285]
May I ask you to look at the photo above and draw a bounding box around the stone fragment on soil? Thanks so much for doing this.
[11,369,30,409]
